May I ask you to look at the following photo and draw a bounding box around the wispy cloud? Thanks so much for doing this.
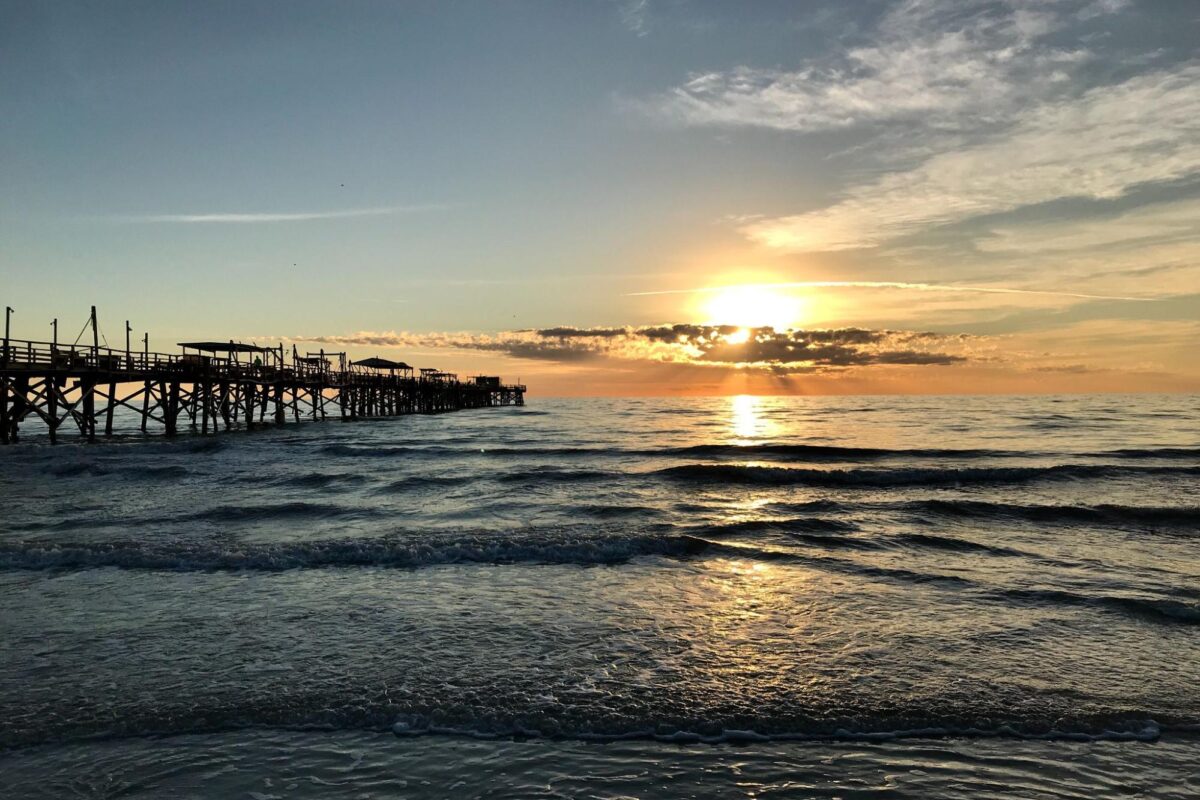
[618,0,651,37]
[632,0,1200,254]
[625,281,1159,302]
[740,63,1200,251]
[977,198,1200,256]
[636,0,1102,133]
[108,204,448,224]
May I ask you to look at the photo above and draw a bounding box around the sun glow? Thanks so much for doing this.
[701,285,808,330]
[724,327,751,344]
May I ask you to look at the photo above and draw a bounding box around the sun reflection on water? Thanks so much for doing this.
[731,394,764,441]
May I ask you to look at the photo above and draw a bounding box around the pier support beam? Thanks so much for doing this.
[104,379,117,435]
[0,379,8,445]
[80,379,96,442]
[165,382,180,436]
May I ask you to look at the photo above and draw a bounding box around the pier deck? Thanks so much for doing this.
[0,315,524,444]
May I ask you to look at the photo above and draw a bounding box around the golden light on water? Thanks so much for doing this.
[701,285,809,330]
[731,394,762,439]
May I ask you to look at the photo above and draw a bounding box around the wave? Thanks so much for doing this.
[0,531,711,572]
[268,472,369,489]
[696,517,859,536]
[322,442,1200,462]
[1104,447,1200,460]
[906,499,1200,527]
[2,698,1182,750]
[999,588,1200,624]
[196,501,386,523]
[320,444,421,458]
[695,517,1024,557]
[0,500,384,534]
[701,541,1200,625]
[497,467,612,483]
[660,443,1011,460]
[391,719,1172,745]
[654,463,1200,488]
[373,475,475,493]
[45,461,111,477]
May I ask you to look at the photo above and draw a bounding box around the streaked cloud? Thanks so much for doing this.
[977,198,1200,255]
[634,0,1200,255]
[741,63,1200,251]
[638,0,1104,133]
[618,0,651,37]
[107,205,448,224]
[626,281,1158,302]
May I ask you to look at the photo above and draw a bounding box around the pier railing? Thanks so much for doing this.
[0,337,525,444]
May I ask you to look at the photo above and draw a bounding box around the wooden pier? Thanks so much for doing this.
[0,307,525,444]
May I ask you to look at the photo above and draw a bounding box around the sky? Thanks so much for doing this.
[2,0,1198,395]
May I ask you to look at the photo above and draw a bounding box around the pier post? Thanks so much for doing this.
[104,379,117,436]
[166,382,180,436]
[141,381,151,432]
[47,378,58,444]
[81,379,96,442]
[219,380,231,429]
[0,379,8,444]
[200,381,210,434]
[244,382,255,429]
[274,383,285,425]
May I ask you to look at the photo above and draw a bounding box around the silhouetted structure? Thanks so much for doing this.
[0,307,524,444]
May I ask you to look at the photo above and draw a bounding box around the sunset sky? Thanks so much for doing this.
[3,0,1198,395]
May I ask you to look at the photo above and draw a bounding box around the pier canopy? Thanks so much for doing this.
[178,342,273,354]
[352,357,412,373]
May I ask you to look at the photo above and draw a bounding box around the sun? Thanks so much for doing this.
[701,285,807,330]
[724,327,751,344]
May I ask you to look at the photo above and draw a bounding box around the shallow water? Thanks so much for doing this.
[1,395,1197,797]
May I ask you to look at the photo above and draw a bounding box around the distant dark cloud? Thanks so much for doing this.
[289,324,973,373]
[535,327,628,338]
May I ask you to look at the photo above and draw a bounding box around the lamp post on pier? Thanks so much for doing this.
[126,320,132,369]
[3,306,12,366]
[90,306,99,361]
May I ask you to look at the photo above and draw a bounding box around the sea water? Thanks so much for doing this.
[0,395,1197,798]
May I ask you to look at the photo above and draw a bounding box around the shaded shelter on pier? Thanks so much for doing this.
[351,357,413,377]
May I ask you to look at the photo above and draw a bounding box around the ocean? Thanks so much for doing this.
[0,394,1197,798]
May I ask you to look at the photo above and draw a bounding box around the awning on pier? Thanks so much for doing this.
[352,357,411,371]
[178,341,273,354]
[295,356,329,365]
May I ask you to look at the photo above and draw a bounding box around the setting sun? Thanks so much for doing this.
[701,285,808,330]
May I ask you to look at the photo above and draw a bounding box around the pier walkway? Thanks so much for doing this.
[0,310,524,444]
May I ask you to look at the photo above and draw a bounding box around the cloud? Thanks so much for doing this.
[287,324,974,374]
[618,0,651,37]
[625,281,1158,302]
[741,63,1200,251]
[633,0,1198,253]
[108,205,447,223]
[977,198,1200,255]
[637,0,1103,133]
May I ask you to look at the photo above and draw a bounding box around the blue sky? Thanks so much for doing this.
[2,1,1198,394]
